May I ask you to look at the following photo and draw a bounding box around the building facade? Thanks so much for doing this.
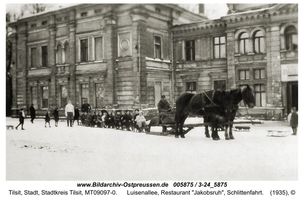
[9,4,297,118]
[172,4,298,118]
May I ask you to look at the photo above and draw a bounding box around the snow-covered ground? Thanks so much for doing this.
[6,117,297,181]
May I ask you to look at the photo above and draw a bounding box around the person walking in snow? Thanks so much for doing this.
[45,110,51,128]
[29,104,36,123]
[74,105,80,125]
[289,107,298,135]
[65,100,74,127]
[15,108,25,130]
[53,107,59,127]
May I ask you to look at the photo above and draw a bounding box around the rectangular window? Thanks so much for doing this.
[94,9,102,14]
[154,36,162,59]
[254,84,266,107]
[81,83,89,105]
[81,12,87,17]
[186,82,197,93]
[94,37,103,61]
[60,85,68,107]
[213,36,226,58]
[95,83,104,108]
[30,47,37,68]
[41,20,48,25]
[80,39,88,62]
[41,46,48,67]
[185,40,195,61]
[30,86,38,108]
[254,69,266,79]
[239,70,250,80]
[214,80,226,91]
[41,86,49,108]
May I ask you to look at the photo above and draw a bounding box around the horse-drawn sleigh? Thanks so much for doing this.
[147,85,257,140]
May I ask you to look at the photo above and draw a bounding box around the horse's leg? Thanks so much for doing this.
[211,125,220,141]
[211,126,216,140]
[224,124,229,140]
[205,125,210,138]
[229,122,234,139]
[175,122,180,138]
[180,116,187,138]
[213,124,220,140]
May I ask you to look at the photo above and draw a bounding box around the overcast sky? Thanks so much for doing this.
[6,4,228,20]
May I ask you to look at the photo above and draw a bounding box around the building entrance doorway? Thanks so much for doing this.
[287,81,298,113]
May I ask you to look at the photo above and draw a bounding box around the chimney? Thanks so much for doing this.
[198,4,205,15]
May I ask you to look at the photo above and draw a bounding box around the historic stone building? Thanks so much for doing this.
[9,4,205,115]
[9,4,297,118]
[172,4,298,118]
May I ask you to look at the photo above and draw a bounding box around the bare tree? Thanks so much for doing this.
[29,4,46,14]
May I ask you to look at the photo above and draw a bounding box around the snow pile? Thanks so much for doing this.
[6,118,297,181]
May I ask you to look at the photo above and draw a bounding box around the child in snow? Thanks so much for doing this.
[135,111,147,132]
[45,110,51,128]
[15,108,25,130]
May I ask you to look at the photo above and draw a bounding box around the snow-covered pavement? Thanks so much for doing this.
[6,117,297,181]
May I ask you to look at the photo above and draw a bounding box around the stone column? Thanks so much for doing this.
[10,32,18,113]
[131,10,148,106]
[103,14,116,105]
[68,10,77,105]
[226,30,236,88]
[16,22,28,109]
[48,15,57,108]
[266,25,282,107]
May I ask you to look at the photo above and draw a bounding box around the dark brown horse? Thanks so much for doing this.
[175,85,255,139]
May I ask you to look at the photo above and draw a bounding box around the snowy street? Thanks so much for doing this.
[6,117,297,181]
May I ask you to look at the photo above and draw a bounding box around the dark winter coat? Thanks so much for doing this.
[157,99,171,113]
[45,112,51,122]
[290,112,298,128]
[30,106,36,118]
[74,108,80,120]
[18,110,25,123]
[81,103,91,113]
[53,109,59,122]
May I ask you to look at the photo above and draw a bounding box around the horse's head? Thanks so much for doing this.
[241,85,255,108]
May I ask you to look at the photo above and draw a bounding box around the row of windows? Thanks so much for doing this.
[185,81,266,107]
[239,69,266,80]
[31,35,160,66]
[181,25,297,62]
[56,43,69,64]
[30,20,48,28]
[29,26,297,66]
[80,8,105,18]
[79,37,104,62]
[30,83,105,109]
[30,46,48,68]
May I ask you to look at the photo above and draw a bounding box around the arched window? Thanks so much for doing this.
[56,44,62,64]
[253,30,265,53]
[285,26,297,51]
[239,32,249,54]
[63,42,69,63]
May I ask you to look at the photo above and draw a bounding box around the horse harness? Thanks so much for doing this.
[202,90,217,107]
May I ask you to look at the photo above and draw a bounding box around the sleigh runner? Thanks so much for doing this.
[146,111,261,136]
